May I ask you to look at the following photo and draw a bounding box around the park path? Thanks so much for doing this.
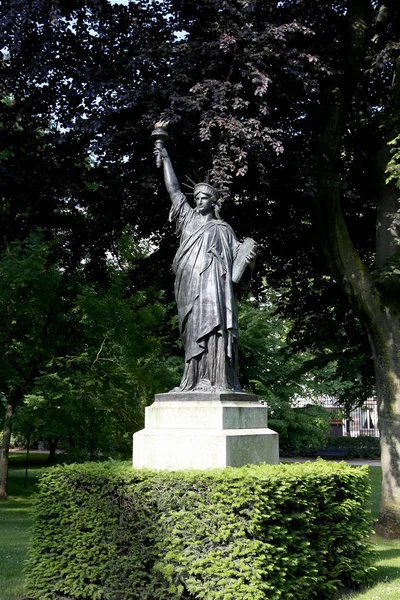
[10,449,381,467]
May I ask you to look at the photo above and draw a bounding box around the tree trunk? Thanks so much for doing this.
[0,400,14,499]
[316,178,400,538]
[47,437,59,463]
[319,197,400,537]
[366,305,400,537]
[24,432,31,489]
[0,392,21,499]
[310,0,400,538]
[369,12,400,537]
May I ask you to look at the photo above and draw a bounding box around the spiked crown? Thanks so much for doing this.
[182,173,220,202]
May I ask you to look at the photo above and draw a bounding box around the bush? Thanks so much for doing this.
[26,461,374,600]
[271,405,331,457]
[321,436,381,459]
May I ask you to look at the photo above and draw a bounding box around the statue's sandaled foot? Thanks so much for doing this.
[169,379,239,393]
[192,379,234,393]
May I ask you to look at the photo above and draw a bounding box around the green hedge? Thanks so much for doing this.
[26,461,374,600]
[280,435,381,459]
[321,436,381,459]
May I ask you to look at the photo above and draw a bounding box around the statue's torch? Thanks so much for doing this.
[151,120,169,168]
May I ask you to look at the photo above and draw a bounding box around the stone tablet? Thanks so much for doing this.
[232,237,257,283]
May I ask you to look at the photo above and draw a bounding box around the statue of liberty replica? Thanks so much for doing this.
[132,122,278,470]
[152,121,256,394]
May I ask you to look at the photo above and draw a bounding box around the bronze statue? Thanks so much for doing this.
[152,122,256,393]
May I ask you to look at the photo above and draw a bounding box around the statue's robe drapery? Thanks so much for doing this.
[170,192,242,392]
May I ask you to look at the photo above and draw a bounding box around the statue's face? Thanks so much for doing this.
[195,191,215,215]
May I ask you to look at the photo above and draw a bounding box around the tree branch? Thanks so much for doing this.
[93,337,107,366]
[311,0,382,325]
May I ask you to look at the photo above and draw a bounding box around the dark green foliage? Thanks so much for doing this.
[322,436,381,460]
[272,405,331,457]
[0,232,172,463]
[27,461,374,600]
[281,435,381,460]
[238,300,333,455]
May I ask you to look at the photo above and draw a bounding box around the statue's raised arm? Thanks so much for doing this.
[151,121,181,204]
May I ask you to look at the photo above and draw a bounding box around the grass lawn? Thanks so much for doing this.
[0,459,399,600]
[337,466,400,600]
[338,536,400,600]
[0,454,49,600]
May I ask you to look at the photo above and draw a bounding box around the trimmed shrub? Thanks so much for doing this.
[26,461,374,600]
[321,436,381,459]
[281,434,381,459]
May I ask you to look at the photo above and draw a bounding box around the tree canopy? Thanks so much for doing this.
[2,0,400,535]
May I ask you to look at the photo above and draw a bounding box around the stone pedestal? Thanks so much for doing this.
[132,392,279,470]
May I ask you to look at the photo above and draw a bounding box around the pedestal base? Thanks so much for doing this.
[132,392,279,470]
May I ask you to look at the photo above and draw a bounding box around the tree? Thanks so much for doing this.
[0,231,169,495]
[284,1,400,538]
[238,297,361,454]
[0,0,179,492]
[3,0,400,536]
[148,0,400,537]
[0,233,78,497]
